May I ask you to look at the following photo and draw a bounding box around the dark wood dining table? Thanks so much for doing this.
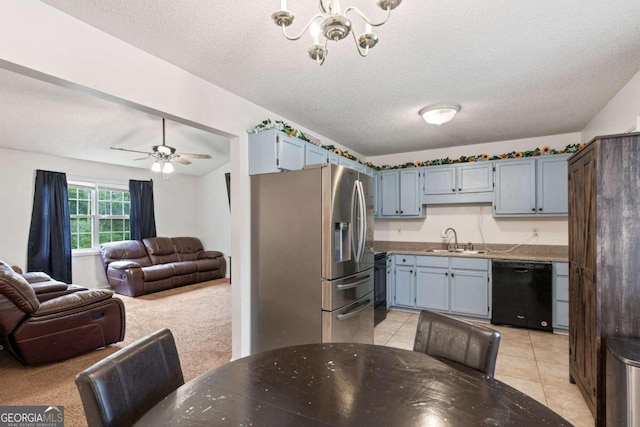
[134,343,570,426]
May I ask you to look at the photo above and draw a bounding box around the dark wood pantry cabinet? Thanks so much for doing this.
[568,132,640,425]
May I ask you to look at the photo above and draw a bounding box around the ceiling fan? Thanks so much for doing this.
[111,118,212,173]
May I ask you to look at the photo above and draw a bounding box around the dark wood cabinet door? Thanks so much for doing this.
[568,146,597,413]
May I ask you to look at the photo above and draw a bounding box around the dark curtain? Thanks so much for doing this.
[27,170,72,283]
[129,179,157,240]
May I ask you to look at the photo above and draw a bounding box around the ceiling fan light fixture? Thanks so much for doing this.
[151,161,162,172]
[156,145,173,155]
[161,162,174,174]
[419,103,461,125]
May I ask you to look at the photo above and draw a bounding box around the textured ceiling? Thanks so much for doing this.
[13,1,640,159]
[0,68,230,176]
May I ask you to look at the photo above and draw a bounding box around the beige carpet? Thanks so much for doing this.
[0,279,232,427]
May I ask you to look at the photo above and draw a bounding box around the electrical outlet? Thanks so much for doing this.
[440,228,446,238]
[533,228,539,237]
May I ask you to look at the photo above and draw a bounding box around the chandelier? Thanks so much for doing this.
[272,0,403,65]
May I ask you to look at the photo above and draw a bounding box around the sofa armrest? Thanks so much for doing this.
[109,261,142,270]
[199,250,224,260]
[33,289,114,316]
[21,272,52,284]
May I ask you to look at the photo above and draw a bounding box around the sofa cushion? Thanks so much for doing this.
[192,259,219,272]
[0,261,40,314]
[100,240,152,268]
[171,237,205,262]
[170,261,198,276]
[143,237,179,264]
[141,265,175,282]
[28,280,69,295]
[34,289,114,316]
[21,272,52,284]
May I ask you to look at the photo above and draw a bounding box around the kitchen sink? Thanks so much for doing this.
[423,249,486,255]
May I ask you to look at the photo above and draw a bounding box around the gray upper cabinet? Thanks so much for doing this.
[423,163,493,204]
[536,155,570,215]
[494,155,569,216]
[305,144,329,166]
[249,130,375,176]
[378,169,424,218]
[249,129,305,175]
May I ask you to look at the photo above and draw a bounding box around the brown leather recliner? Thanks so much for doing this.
[0,261,126,365]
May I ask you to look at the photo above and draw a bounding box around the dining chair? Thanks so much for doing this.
[413,310,501,378]
[75,328,185,427]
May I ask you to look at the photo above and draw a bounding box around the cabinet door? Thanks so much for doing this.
[394,265,415,307]
[424,167,456,195]
[494,159,536,215]
[373,171,380,217]
[568,147,597,410]
[416,267,449,311]
[278,135,306,171]
[458,162,493,193]
[399,169,421,216]
[386,256,395,309]
[450,269,489,317]
[305,144,328,166]
[380,171,400,216]
[537,155,569,215]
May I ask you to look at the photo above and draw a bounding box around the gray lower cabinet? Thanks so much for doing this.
[392,255,490,319]
[386,255,395,309]
[394,255,416,307]
[553,262,569,331]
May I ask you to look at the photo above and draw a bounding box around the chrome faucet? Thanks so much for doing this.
[444,227,458,251]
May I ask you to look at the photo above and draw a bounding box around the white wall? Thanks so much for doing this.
[197,162,231,277]
[0,0,354,358]
[0,147,200,287]
[582,70,640,142]
[368,133,580,246]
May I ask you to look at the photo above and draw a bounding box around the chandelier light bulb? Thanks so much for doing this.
[272,0,402,65]
[151,161,162,172]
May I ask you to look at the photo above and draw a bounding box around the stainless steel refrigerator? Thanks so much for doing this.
[251,164,374,354]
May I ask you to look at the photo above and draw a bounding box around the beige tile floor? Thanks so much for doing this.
[375,309,595,427]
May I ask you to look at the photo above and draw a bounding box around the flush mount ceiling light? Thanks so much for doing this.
[419,103,461,125]
[272,0,403,65]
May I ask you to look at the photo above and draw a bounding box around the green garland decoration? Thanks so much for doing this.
[248,119,585,171]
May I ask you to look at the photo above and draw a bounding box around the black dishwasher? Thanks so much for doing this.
[491,260,553,332]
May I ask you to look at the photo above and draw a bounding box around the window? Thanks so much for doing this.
[68,181,130,251]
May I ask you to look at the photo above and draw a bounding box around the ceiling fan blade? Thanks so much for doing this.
[177,153,212,159]
[133,156,150,161]
[172,157,192,165]
[111,147,153,155]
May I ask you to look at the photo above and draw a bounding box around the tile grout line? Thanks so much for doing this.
[530,330,551,408]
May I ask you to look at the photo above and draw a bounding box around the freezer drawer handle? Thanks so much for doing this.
[515,268,529,273]
[336,298,372,321]
[336,276,371,291]
[517,315,525,319]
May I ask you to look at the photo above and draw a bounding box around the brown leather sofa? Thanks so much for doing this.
[99,237,226,297]
[0,260,125,365]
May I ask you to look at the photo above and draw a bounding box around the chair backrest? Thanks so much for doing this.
[413,310,501,378]
[75,328,184,427]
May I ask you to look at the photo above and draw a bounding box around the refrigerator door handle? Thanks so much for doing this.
[336,297,373,321]
[357,180,367,262]
[336,275,372,290]
[351,180,360,262]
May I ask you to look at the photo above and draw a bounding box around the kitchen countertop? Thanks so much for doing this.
[375,241,568,263]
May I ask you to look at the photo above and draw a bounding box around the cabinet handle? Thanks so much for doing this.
[410,270,413,274]
[452,189,456,192]
[445,272,449,276]
[531,208,536,211]
[451,273,455,278]
[400,210,404,214]
[539,208,543,211]
[396,210,399,214]
[458,188,461,191]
